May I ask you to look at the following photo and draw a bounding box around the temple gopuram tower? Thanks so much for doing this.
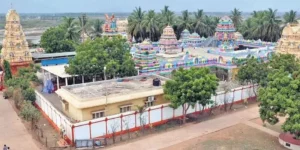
[276,23,300,58]
[1,9,32,74]
[134,40,160,74]
[214,16,236,47]
[159,26,180,54]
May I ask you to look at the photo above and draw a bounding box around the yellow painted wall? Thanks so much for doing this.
[232,68,239,80]
[63,94,168,121]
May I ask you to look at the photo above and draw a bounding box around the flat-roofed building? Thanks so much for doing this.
[55,75,169,121]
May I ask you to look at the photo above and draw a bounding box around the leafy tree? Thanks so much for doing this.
[163,67,218,124]
[283,10,298,24]
[120,58,138,77]
[160,5,175,26]
[263,8,281,42]
[237,57,269,93]
[3,60,12,82]
[66,37,137,78]
[40,27,76,53]
[20,101,41,129]
[105,60,120,79]
[193,9,208,37]
[269,54,299,74]
[230,8,242,30]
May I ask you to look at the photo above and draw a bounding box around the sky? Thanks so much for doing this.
[0,0,299,13]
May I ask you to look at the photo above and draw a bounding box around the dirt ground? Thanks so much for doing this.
[8,99,61,149]
[162,123,285,150]
[251,117,285,133]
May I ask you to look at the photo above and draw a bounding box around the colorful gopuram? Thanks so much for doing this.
[1,9,32,74]
[159,26,180,54]
[102,14,119,37]
[188,32,202,47]
[179,29,190,46]
[134,40,160,74]
[215,16,236,47]
[276,23,300,58]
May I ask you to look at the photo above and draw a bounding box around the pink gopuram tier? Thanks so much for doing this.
[159,26,180,54]
[214,16,236,43]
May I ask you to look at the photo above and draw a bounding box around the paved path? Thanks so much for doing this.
[0,95,43,150]
[107,106,260,150]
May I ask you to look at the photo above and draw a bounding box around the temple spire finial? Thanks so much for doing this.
[10,2,13,9]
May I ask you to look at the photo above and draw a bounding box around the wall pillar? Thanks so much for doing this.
[65,78,68,86]
[82,76,84,83]
[56,76,59,89]
[73,77,75,84]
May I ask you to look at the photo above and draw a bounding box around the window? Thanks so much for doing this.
[92,111,104,119]
[145,96,155,107]
[120,105,131,113]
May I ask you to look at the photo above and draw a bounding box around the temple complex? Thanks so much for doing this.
[276,23,300,58]
[134,40,160,74]
[214,16,236,48]
[1,9,32,74]
[159,26,180,54]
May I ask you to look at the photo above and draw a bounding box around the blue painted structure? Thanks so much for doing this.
[41,58,69,66]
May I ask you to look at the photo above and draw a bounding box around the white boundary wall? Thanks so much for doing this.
[35,91,73,140]
[72,85,257,140]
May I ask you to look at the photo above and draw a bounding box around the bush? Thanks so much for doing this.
[13,88,24,109]
[3,87,14,99]
[5,77,30,90]
[20,101,41,129]
[22,88,36,102]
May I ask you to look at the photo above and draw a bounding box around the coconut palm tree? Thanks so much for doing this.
[251,11,265,40]
[230,8,242,30]
[62,16,79,42]
[128,7,146,42]
[239,18,254,39]
[160,5,175,26]
[177,10,193,36]
[284,10,298,24]
[262,8,281,42]
[90,19,104,39]
[142,10,161,41]
[193,9,207,36]
[78,14,89,41]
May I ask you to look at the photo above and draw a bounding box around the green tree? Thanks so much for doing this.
[105,60,120,79]
[237,57,269,93]
[163,67,218,124]
[3,60,12,82]
[230,8,242,30]
[269,54,299,74]
[40,27,76,53]
[120,58,138,77]
[66,36,136,78]
[177,10,193,33]
[62,17,80,42]
[90,19,104,39]
[160,5,175,26]
[20,101,41,129]
[193,9,208,37]
[128,7,146,42]
[142,10,161,41]
[263,8,281,42]
[283,10,298,24]
[78,14,89,37]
